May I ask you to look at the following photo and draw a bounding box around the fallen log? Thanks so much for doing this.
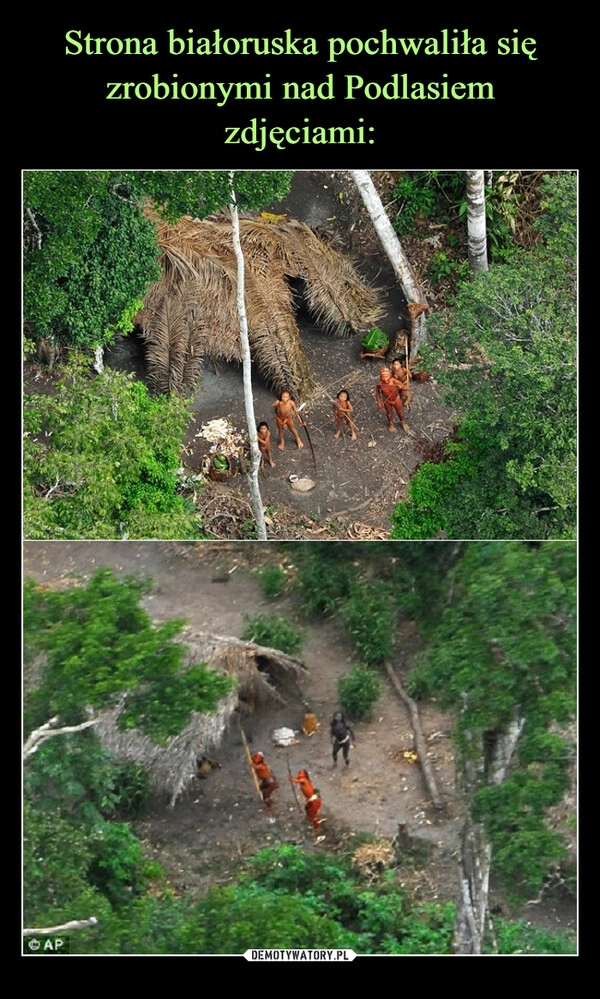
[384,660,445,810]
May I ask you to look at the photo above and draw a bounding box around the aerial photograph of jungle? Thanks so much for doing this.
[22,169,577,959]
[23,169,577,542]
[23,540,576,955]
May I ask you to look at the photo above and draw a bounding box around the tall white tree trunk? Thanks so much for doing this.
[453,710,525,954]
[454,810,492,954]
[350,170,429,356]
[466,170,489,273]
[229,174,267,541]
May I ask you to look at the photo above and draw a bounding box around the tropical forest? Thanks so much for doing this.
[23,540,576,955]
[23,169,577,541]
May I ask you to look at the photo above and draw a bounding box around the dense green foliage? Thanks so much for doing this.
[293,540,460,634]
[24,813,576,955]
[337,665,381,720]
[294,542,357,616]
[23,358,202,539]
[23,172,161,348]
[290,541,576,903]
[124,170,293,224]
[23,568,236,945]
[391,169,529,262]
[391,172,577,540]
[24,729,151,828]
[253,565,288,597]
[23,568,234,738]
[23,725,165,934]
[23,546,576,953]
[23,170,292,350]
[240,613,304,657]
[337,580,394,666]
[409,541,576,897]
[294,542,394,663]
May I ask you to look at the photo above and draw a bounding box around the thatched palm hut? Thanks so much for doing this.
[137,213,384,398]
[94,630,308,806]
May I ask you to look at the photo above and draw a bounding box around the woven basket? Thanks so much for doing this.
[208,456,231,482]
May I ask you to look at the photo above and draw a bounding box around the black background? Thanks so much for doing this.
[18,16,575,168]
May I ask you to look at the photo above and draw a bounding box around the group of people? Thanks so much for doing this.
[256,390,306,468]
[249,711,355,832]
[256,358,428,466]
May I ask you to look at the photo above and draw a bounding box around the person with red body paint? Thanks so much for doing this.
[289,768,323,828]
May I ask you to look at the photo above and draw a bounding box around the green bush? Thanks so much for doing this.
[338,665,381,720]
[339,581,394,665]
[405,655,438,701]
[178,884,346,952]
[296,549,353,616]
[494,917,577,955]
[254,565,287,597]
[391,175,438,235]
[111,761,152,820]
[393,901,455,954]
[240,613,304,657]
[88,821,148,907]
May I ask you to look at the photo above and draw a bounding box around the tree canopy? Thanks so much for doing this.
[391,172,577,540]
[293,539,577,907]
[23,567,234,739]
[23,170,293,351]
[22,544,577,954]
[409,541,576,901]
[23,357,202,539]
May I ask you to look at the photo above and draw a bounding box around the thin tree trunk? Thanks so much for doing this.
[350,170,429,356]
[453,808,492,954]
[466,170,489,273]
[229,174,267,541]
[93,345,104,374]
[23,716,99,760]
[384,661,444,810]
[23,917,98,936]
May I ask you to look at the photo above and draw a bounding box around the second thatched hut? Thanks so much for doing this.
[93,629,309,806]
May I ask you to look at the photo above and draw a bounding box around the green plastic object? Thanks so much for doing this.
[361,327,389,352]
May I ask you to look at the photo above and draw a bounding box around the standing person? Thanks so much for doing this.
[271,390,306,450]
[257,422,275,468]
[289,769,323,829]
[375,366,409,433]
[390,358,411,410]
[251,752,279,813]
[333,390,357,441]
[330,711,355,767]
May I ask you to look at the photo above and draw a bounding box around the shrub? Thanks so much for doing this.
[338,581,394,665]
[240,613,304,657]
[254,565,287,598]
[88,821,148,907]
[111,761,152,820]
[179,884,346,952]
[391,175,438,235]
[494,918,577,955]
[338,666,381,720]
[294,544,355,616]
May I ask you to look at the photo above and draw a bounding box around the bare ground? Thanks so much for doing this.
[23,540,577,935]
